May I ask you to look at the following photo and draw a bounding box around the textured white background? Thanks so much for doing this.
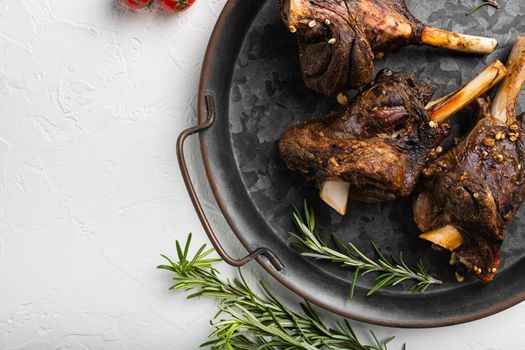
[0,0,524,349]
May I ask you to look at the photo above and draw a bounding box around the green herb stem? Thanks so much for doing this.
[292,202,443,297]
[158,233,398,350]
[466,1,501,16]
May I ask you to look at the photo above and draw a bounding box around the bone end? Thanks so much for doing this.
[428,60,507,124]
[421,27,497,55]
[282,0,309,28]
[320,180,350,215]
[420,225,464,251]
[491,36,525,124]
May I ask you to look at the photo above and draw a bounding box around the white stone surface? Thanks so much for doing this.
[0,0,523,349]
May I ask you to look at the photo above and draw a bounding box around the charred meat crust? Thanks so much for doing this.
[414,99,525,281]
[279,70,449,203]
[280,0,425,96]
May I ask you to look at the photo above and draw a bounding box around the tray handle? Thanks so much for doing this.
[176,93,285,271]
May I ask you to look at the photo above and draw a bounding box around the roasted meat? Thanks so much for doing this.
[414,37,525,281]
[281,0,498,96]
[280,61,507,214]
[280,70,447,203]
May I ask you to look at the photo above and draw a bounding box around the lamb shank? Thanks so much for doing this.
[414,37,525,282]
[279,61,507,215]
[281,0,498,96]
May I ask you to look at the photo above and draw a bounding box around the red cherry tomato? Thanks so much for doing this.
[160,0,196,13]
[123,0,151,9]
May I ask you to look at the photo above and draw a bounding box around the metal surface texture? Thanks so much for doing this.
[188,0,525,327]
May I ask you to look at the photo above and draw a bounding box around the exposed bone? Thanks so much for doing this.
[320,61,507,215]
[491,36,525,124]
[319,180,351,215]
[283,0,497,56]
[421,27,498,55]
[428,60,508,124]
[424,89,458,111]
[282,0,310,28]
[418,39,525,267]
[420,225,464,251]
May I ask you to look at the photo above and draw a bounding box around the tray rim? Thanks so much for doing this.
[195,0,525,328]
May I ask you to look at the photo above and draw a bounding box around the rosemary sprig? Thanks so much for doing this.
[292,202,443,298]
[158,233,398,350]
[466,0,501,15]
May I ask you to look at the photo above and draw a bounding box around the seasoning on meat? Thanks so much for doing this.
[413,37,525,281]
[280,0,498,96]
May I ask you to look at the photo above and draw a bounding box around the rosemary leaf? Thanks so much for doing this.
[466,0,501,16]
[292,201,443,297]
[159,233,398,350]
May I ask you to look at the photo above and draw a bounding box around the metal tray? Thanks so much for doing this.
[178,0,525,328]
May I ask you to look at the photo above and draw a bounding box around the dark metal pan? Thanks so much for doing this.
[178,0,525,328]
